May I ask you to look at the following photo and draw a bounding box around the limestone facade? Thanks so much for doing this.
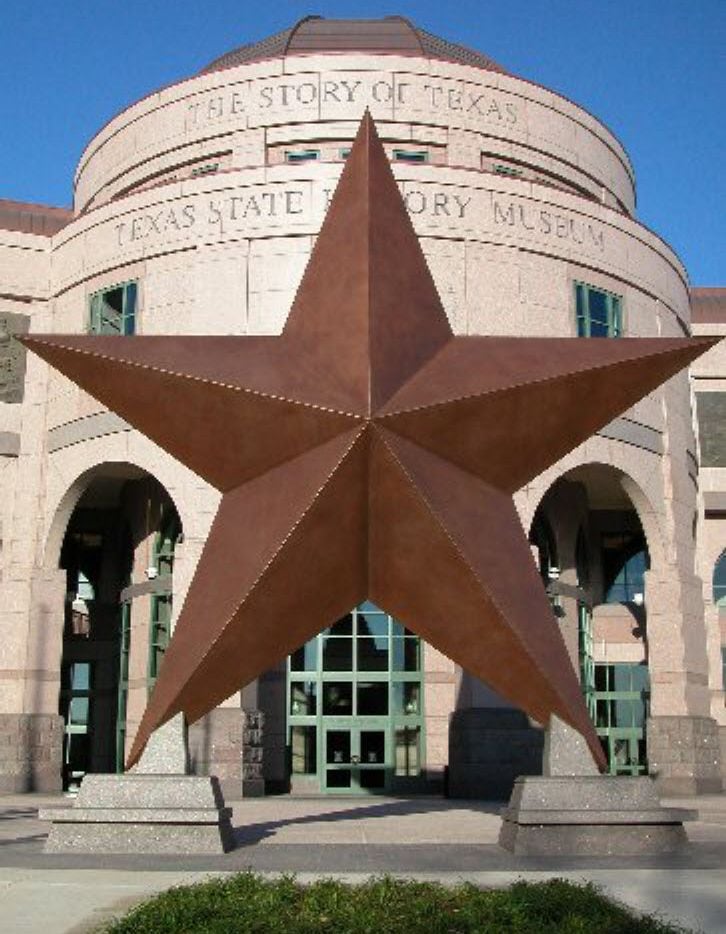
[0,19,722,795]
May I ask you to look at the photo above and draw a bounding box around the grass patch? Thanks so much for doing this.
[101,873,690,933]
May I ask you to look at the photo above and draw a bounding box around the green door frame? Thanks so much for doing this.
[322,719,391,793]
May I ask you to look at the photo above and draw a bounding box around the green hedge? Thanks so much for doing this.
[101,873,690,934]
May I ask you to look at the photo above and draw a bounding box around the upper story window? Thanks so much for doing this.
[285,149,320,164]
[190,162,220,178]
[712,551,726,608]
[575,282,622,337]
[493,163,523,178]
[392,149,428,164]
[88,282,137,335]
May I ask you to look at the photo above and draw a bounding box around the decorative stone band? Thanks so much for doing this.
[597,416,662,455]
[47,411,130,453]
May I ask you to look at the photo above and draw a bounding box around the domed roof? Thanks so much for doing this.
[201,15,508,75]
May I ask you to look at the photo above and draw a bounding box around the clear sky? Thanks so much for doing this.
[1,0,723,284]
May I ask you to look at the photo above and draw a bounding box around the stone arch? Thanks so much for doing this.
[42,458,187,573]
[35,459,185,789]
[527,459,665,577]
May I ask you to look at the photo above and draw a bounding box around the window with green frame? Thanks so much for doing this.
[115,602,131,771]
[392,149,428,164]
[88,282,138,335]
[575,282,622,337]
[592,662,650,775]
[287,602,425,786]
[712,551,726,607]
[146,513,181,692]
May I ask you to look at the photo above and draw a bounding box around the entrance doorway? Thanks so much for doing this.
[287,602,425,794]
[56,467,181,789]
[323,724,389,792]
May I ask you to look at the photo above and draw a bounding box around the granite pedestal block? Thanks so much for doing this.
[499,775,694,855]
[39,773,234,854]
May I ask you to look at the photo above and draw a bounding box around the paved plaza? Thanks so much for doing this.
[0,793,724,933]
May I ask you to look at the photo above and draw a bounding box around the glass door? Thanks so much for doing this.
[288,602,425,794]
[323,723,390,793]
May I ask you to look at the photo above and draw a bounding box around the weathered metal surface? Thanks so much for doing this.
[23,113,717,772]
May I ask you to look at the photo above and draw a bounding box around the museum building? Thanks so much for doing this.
[0,16,724,797]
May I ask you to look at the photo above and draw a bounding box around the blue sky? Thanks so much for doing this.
[1,0,723,284]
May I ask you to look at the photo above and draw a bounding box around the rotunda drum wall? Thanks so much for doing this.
[73,55,635,214]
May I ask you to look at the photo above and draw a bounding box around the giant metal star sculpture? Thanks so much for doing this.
[24,114,716,771]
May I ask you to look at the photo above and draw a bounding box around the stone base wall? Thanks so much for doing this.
[719,725,726,792]
[647,715,723,795]
[447,708,543,799]
[187,709,243,799]
[0,714,63,792]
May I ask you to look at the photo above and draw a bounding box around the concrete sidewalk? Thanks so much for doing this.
[1,793,725,933]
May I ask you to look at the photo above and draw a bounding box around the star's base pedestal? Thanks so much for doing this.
[40,773,234,854]
[498,775,693,856]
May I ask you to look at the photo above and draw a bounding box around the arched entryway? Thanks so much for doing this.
[533,463,653,775]
[54,465,182,790]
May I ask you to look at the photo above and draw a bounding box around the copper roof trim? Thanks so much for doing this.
[691,288,726,324]
[0,199,73,236]
[201,16,507,76]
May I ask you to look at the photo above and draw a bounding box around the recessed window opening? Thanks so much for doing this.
[493,163,523,177]
[88,282,137,335]
[285,149,320,163]
[339,148,352,159]
[392,149,428,164]
[575,282,622,337]
[190,162,220,177]
[712,551,726,607]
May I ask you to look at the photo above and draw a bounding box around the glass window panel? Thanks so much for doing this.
[324,614,353,636]
[322,637,353,671]
[71,662,91,691]
[614,698,634,727]
[66,733,89,772]
[326,768,351,788]
[326,730,350,764]
[290,681,316,716]
[594,665,608,691]
[713,553,726,604]
[588,289,608,325]
[392,149,428,163]
[68,697,90,726]
[393,682,421,715]
[357,682,388,715]
[595,698,612,728]
[359,768,386,789]
[390,621,416,637]
[356,610,388,638]
[322,682,353,716]
[395,727,420,777]
[360,731,385,764]
[290,639,318,672]
[285,149,320,163]
[632,699,646,729]
[123,283,138,334]
[630,665,649,693]
[612,665,633,693]
[392,638,420,672]
[357,633,388,671]
[291,726,317,774]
